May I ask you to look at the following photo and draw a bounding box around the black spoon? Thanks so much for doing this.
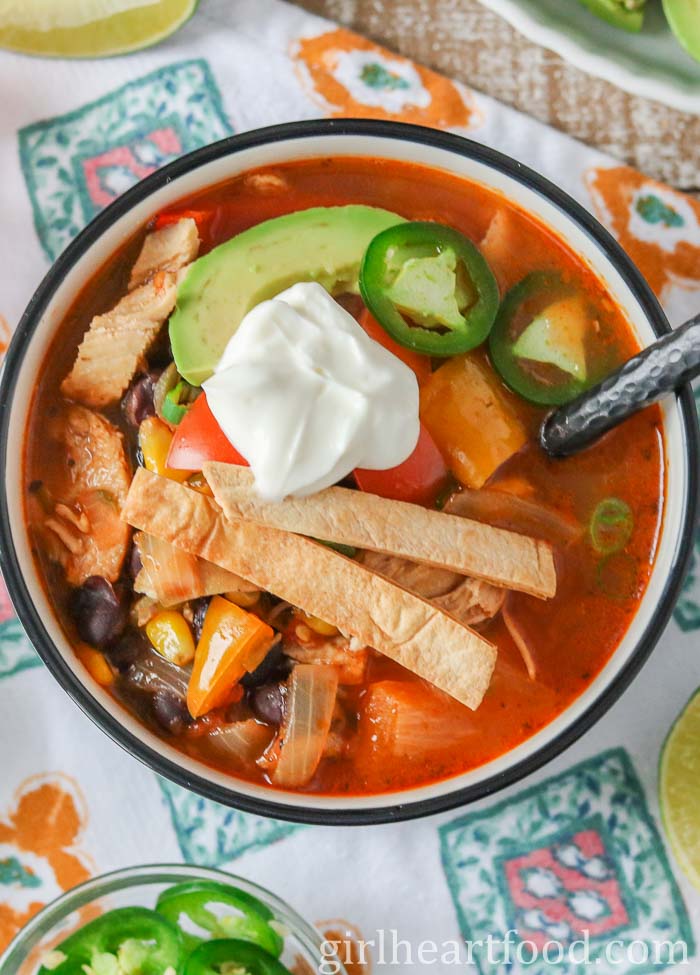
[540,311,700,457]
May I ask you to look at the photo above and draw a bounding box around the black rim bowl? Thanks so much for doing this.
[1,119,698,826]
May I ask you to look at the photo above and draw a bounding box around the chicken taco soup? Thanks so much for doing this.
[23,155,666,797]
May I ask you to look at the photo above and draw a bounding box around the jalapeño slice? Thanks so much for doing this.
[37,907,184,975]
[156,880,283,957]
[359,221,499,356]
[489,271,595,406]
[183,939,292,975]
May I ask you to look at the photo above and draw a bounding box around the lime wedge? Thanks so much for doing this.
[663,0,700,64]
[660,688,700,889]
[0,0,198,58]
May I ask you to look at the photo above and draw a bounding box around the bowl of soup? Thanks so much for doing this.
[0,120,697,824]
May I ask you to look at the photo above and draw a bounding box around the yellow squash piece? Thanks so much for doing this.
[139,416,192,484]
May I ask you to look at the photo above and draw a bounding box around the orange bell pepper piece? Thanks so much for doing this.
[187,596,274,718]
[420,351,528,489]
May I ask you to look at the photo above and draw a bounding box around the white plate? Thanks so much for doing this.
[477,0,700,115]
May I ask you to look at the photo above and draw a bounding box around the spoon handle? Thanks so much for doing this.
[540,313,700,457]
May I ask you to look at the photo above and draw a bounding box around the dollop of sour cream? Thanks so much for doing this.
[203,282,420,501]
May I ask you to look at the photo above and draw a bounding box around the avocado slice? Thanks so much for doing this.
[663,0,700,62]
[170,204,405,385]
[512,295,589,381]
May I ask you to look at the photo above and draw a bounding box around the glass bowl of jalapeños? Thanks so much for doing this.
[0,864,343,975]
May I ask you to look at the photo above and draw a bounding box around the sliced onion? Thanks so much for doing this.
[124,645,191,699]
[135,533,200,606]
[272,664,338,788]
[207,720,274,766]
[445,486,581,546]
[502,594,537,680]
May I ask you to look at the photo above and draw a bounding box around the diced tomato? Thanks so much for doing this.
[154,208,214,235]
[166,394,248,470]
[354,424,448,507]
[359,308,432,385]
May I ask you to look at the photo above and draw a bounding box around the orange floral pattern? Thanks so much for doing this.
[317,918,371,975]
[0,774,92,952]
[293,29,476,129]
[0,315,10,367]
[586,166,700,299]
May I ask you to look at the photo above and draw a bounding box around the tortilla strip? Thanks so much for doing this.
[203,464,556,599]
[123,469,497,709]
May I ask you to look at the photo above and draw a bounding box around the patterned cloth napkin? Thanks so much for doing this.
[1,1,699,971]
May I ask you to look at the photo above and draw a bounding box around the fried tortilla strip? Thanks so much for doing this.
[62,219,200,408]
[123,469,497,709]
[203,464,556,599]
[129,218,200,290]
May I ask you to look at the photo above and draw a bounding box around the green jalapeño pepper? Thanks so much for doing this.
[577,0,645,32]
[156,881,283,958]
[359,221,499,356]
[37,907,184,975]
[489,271,594,406]
[183,939,292,975]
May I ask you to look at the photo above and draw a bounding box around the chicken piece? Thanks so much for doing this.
[61,273,178,408]
[285,637,369,685]
[62,219,200,408]
[129,217,199,290]
[43,406,132,585]
[359,550,461,599]
[434,577,506,628]
[360,551,505,628]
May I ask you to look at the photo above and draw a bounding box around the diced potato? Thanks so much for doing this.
[420,352,528,488]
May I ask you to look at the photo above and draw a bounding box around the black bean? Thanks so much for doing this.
[248,682,286,725]
[190,597,211,644]
[152,691,190,735]
[69,576,128,649]
[121,371,159,427]
[127,541,143,581]
[241,642,292,688]
[106,627,146,672]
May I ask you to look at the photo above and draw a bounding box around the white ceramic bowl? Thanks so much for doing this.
[1,120,697,825]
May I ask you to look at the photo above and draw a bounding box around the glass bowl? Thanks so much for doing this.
[0,863,343,975]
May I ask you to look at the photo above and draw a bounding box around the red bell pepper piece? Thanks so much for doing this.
[166,394,248,470]
[359,308,432,385]
[354,423,448,507]
[154,208,214,236]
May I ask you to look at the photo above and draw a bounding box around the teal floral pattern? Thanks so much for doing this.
[440,749,693,975]
[158,779,300,866]
[18,60,232,261]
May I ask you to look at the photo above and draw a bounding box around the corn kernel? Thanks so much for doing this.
[224,590,260,609]
[146,610,195,667]
[138,416,192,483]
[186,471,214,496]
[294,609,339,637]
[76,643,113,686]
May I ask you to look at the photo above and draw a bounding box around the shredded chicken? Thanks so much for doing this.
[285,637,369,685]
[61,219,199,407]
[42,406,132,585]
[359,551,505,627]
